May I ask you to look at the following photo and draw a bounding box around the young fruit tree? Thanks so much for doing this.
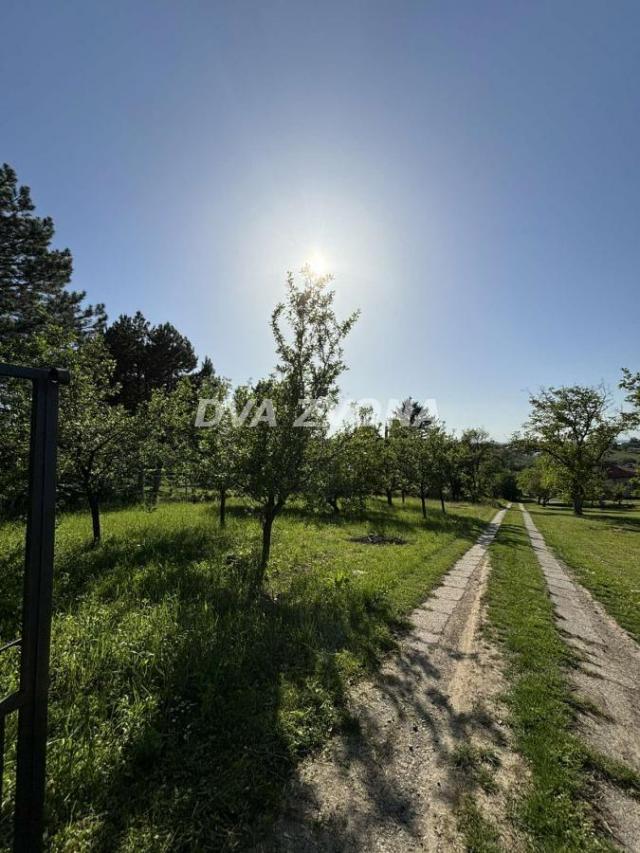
[390,398,433,504]
[136,379,200,505]
[236,267,358,578]
[307,406,383,513]
[459,428,494,502]
[521,385,630,515]
[196,378,238,526]
[517,455,559,506]
[424,425,453,515]
[58,336,133,542]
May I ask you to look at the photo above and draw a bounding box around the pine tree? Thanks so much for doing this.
[104,312,199,411]
[0,163,104,361]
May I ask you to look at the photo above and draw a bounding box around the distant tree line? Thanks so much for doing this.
[1,164,638,576]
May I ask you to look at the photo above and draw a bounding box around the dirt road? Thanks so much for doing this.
[272,508,522,852]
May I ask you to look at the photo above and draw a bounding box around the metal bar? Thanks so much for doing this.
[13,374,60,852]
[0,639,22,655]
[0,693,22,716]
[0,364,70,385]
[0,714,5,809]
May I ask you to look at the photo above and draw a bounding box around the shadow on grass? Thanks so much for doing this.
[41,554,399,851]
[535,503,640,532]
[581,512,640,532]
[219,497,490,536]
[1,499,499,849]
[55,523,239,609]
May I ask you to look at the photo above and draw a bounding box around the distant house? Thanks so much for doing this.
[604,463,637,501]
[605,463,636,482]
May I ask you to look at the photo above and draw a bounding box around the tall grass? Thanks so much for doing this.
[1,498,494,851]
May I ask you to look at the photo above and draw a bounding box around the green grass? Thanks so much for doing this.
[0,497,495,851]
[528,502,640,641]
[485,507,612,851]
[457,796,502,853]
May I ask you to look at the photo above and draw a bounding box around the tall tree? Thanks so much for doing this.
[236,267,358,576]
[620,369,640,420]
[104,312,201,501]
[146,322,198,392]
[104,311,198,412]
[0,163,104,360]
[521,385,629,515]
[102,312,149,411]
[393,397,433,429]
[0,165,107,517]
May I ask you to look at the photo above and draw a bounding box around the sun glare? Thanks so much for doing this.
[305,250,329,276]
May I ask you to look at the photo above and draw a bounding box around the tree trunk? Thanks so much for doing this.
[260,511,274,574]
[386,489,393,506]
[573,494,584,516]
[420,487,426,519]
[88,492,101,544]
[138,468,146,504]
[150,465,163,506]
[439,487,446,514]
[219,486,227,527]
[327,496,339,513]
[401,490,406,504]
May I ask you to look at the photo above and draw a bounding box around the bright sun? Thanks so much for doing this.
[305,250,329,276]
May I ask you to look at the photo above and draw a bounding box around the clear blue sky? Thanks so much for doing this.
[3,0,639,439]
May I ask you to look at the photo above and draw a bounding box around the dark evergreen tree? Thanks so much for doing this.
[103,312,150,411]
[0,164,104,517]
[392,397,432,429]
[0,163,105,359]
[193,355,216,387]
[146,322,198,392]
[104,312,199,411]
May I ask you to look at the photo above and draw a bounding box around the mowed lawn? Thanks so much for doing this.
[0,497,495,852]
[528,502,640,642]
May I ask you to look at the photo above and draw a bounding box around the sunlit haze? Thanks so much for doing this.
[3,0,639,438]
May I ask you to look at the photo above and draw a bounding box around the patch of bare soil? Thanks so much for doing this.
[348,535,408,545]
[521,505,640,851]
[266,509,528,852]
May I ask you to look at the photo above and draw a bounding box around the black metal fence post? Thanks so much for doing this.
[0,364,68,853]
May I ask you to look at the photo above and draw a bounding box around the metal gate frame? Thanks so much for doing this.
[0,364,69,852]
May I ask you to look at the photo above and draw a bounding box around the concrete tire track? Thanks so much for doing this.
[520,504,640,851]
[270,507,526,852]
